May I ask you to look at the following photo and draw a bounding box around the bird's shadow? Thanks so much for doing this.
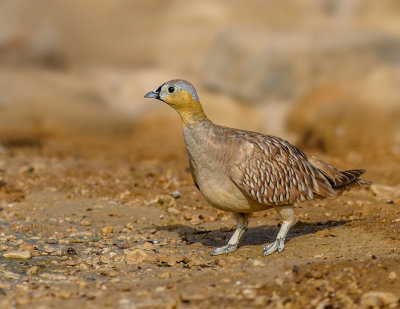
[150,220,349,248]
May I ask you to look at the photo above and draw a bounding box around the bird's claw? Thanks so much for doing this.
[263,238,285,256]
[210,244,237,256]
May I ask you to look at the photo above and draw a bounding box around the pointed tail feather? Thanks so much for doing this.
[307,155,372,194]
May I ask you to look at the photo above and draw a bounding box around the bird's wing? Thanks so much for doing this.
[228,134,335,205]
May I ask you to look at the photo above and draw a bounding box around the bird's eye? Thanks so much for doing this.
[167,86,177,94]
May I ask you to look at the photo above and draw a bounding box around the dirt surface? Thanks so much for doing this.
[0,134,399,309]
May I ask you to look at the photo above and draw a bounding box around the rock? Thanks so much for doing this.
[251,260,265,267]
[101,226,114,235]
[158,272,171,279]
[125,223,134,230]
[26,266,40,275]
[80,220,91,226]
[3,271,20,279]
[3,250,31,259]
[18,165,34,175]
[190,217,201,225]
[388,272,397,280]
[67,247,77,255]
[44,246,56,253]
[217,259,227,267]
[124,248,156,264]
[360,291,399,308]
[369,184,400,200]
[242,288,257,298]
[169,190,181,198]
[183,213,192,220]
[166,207,180,216]
[18,244,35,251]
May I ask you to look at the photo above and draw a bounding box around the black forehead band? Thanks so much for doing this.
[155,84,163,93]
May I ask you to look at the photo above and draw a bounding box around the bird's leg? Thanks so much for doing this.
[211,212,250,256]
[263,205,294,256]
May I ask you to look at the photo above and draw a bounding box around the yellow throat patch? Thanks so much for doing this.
[164,90,207,126]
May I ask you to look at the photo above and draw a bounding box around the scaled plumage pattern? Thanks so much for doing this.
[144,79,371,256]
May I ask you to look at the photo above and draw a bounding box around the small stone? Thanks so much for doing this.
[155,286,166,293]
[356,200,364,207]
[169,191,181,198]
[158,272,171,279]
[4,271,20,279]
[360,291,399,308]
[388,271,397,279]
[125,223,134,230]
[217,259,227,267]
[44,246,55,253]
[3,250,31,259]
[19,166,34,175]
[19,244,35,251]
[242,288,256,298]
[190,217,201,225]
[80,220,91,226]
[183,213,192,220]
[101,226,114,235]
[275,278,284,286]
[16,298,30,306]
[124,248,156,264]
[67,247,77,255]
[26,266,40,275]
[167,207,180,216]
[58,290,72,299]
[251,260,265,267]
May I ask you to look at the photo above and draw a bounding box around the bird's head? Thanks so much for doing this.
[144,79,206,126]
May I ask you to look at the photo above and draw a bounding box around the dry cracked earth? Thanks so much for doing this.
[0,137,399,309]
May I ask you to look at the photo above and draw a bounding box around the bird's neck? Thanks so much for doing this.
[178,104,208,126]
[165,91,209,126]
[173,99,208,126]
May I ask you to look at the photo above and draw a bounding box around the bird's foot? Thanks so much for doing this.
[210,244,238,256]
[263,238,285,256]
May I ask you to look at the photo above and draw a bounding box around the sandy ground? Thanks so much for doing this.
[0,132,399,309]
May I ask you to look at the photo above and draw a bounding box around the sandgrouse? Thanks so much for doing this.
[144,80,371,256]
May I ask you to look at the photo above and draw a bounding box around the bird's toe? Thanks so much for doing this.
[263,238,285,256]
[211,244,237,256]
[263,241,278,256]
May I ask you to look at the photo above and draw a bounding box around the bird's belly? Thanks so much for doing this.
[198,175,271,213]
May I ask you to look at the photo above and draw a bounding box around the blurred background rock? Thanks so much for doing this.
[0,0,399,161]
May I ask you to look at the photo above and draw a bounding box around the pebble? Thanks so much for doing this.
[360,291,399,308]
[26,266,40,275]
[158,272,171,279]
[217,259,227,267]
[3,271,20,279]
[80,220,91,226]
[124,248,156,264]
[388,271,397,279]
[3,250,31,259]
[167,207,180,216]
[169,190,181,198]
[251,260,265,267]
[183,213,192,220]
[242,288,256,298]
[19,244,35,251]
[190,217,201,225]
[101,226,114,234]
[125,223,134,229]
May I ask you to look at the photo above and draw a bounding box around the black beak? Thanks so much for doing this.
[144,90,159,99]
